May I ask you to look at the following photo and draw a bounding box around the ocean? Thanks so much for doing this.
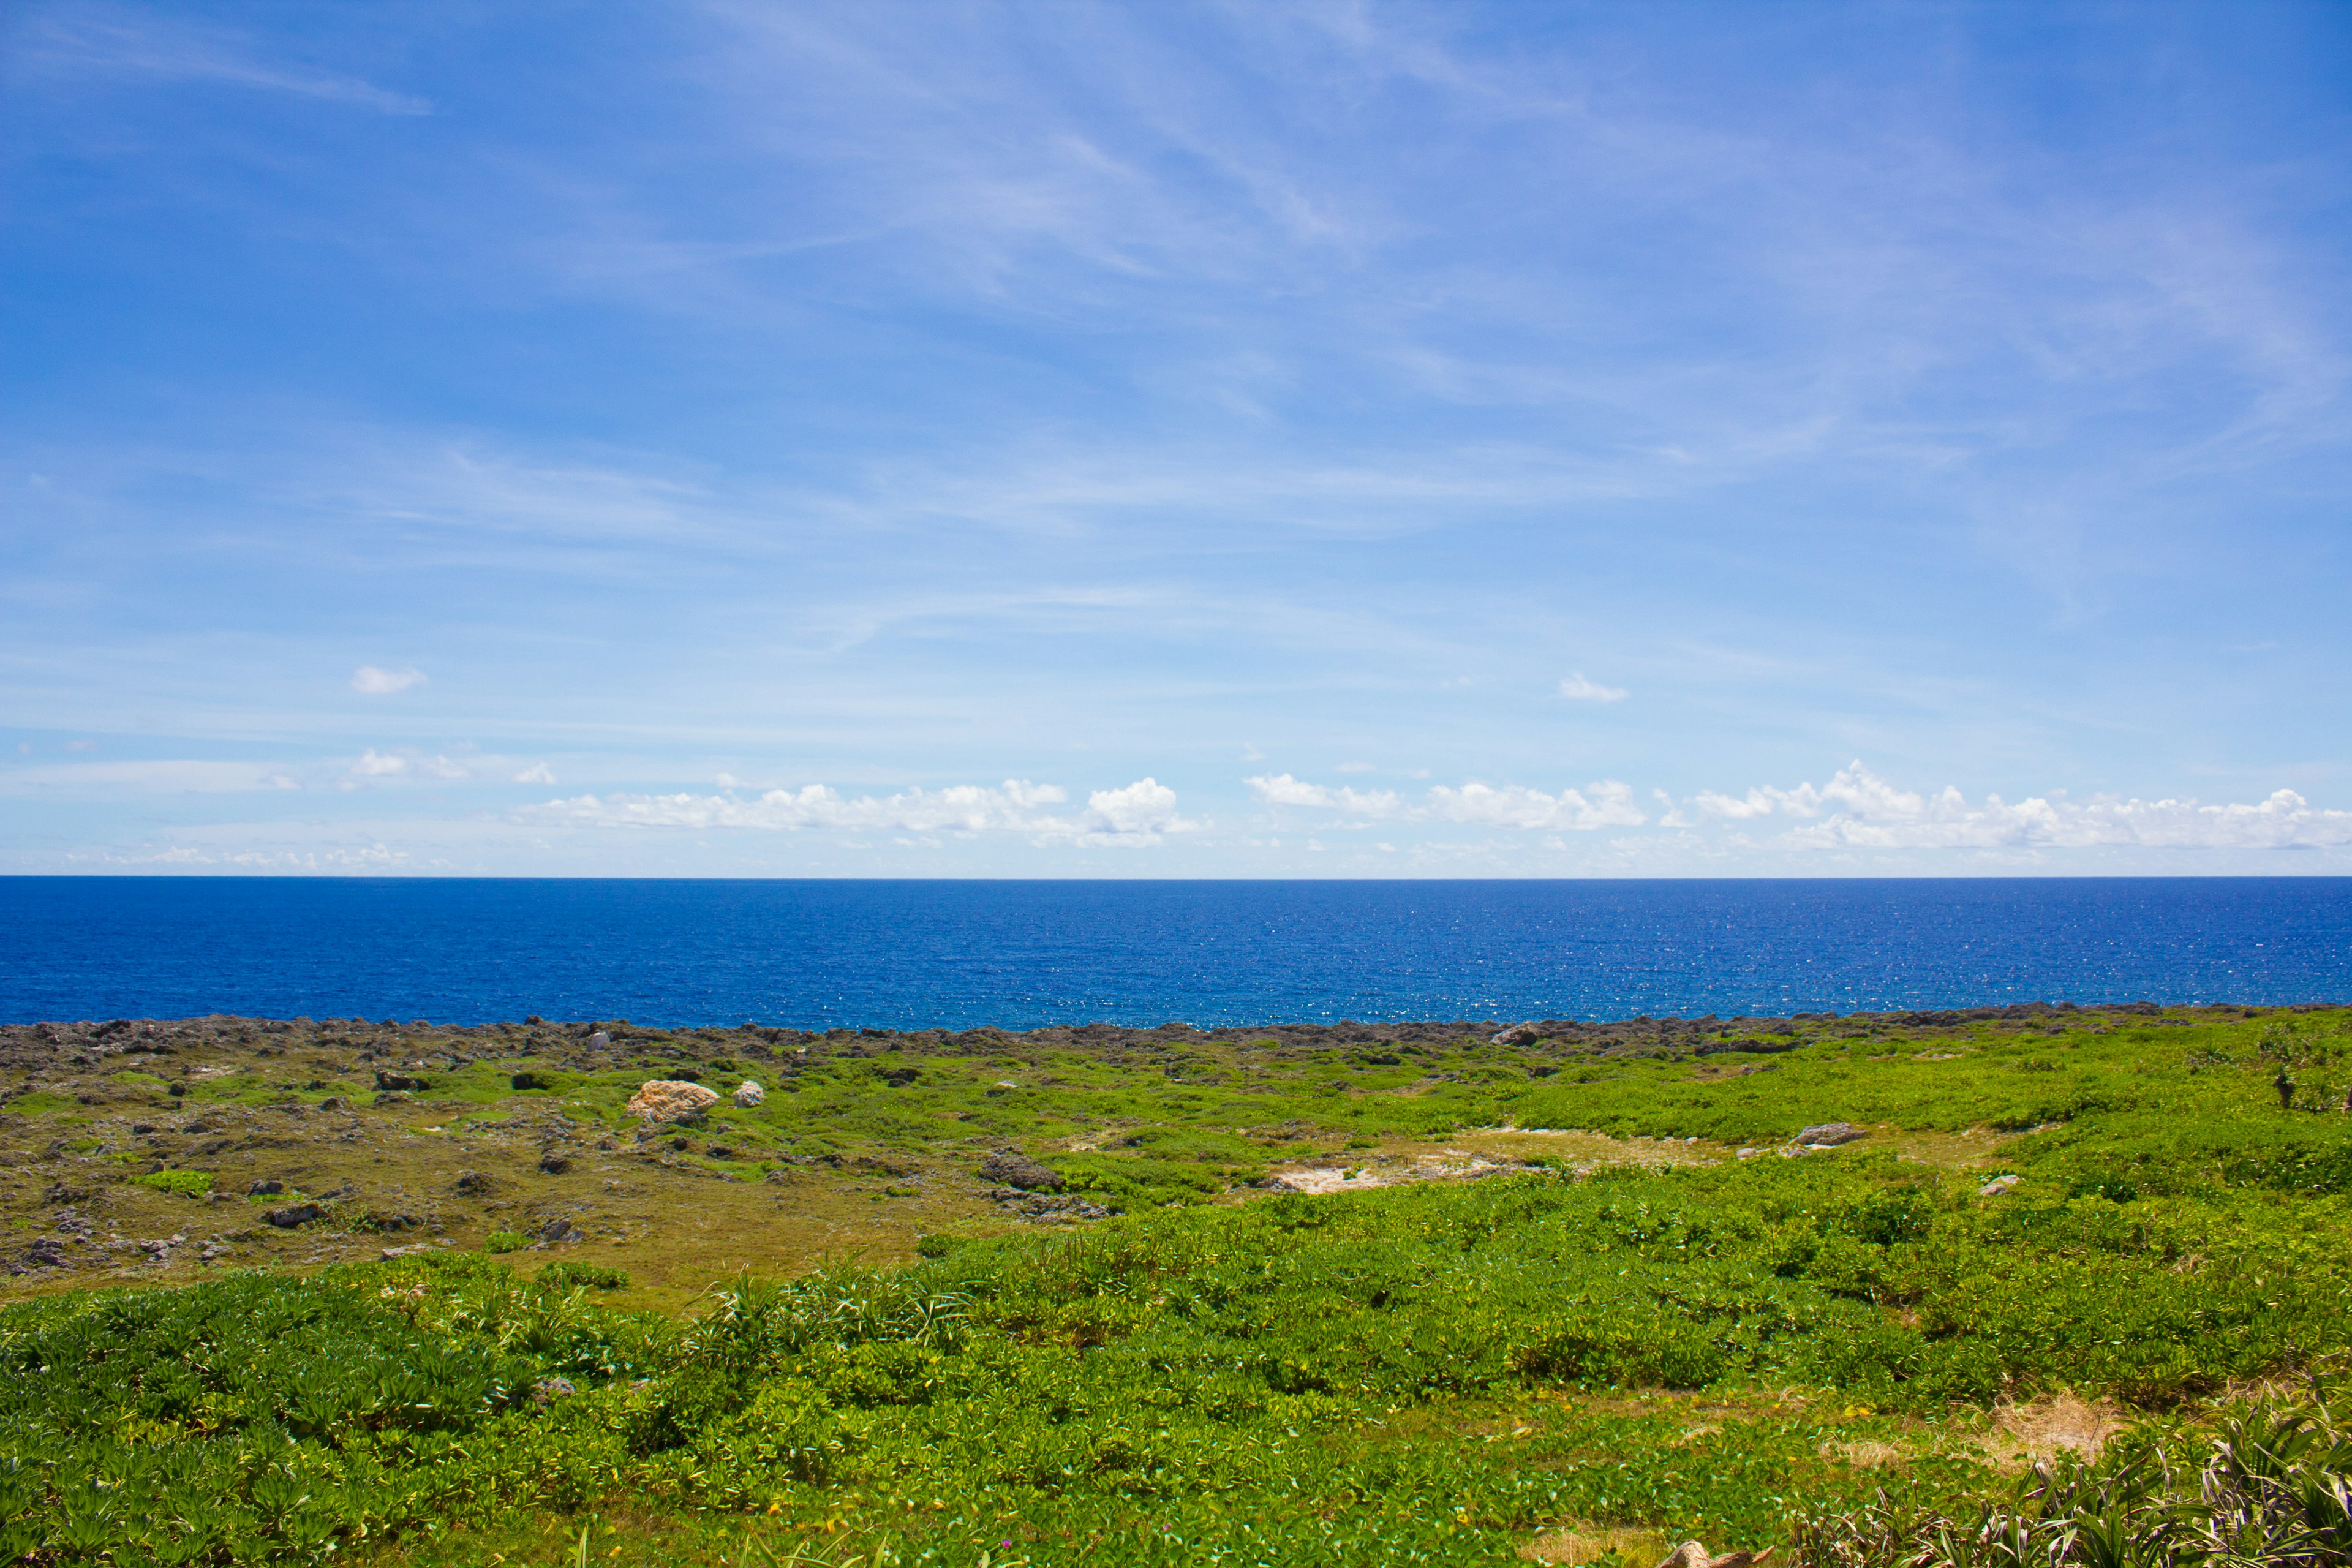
[4,876,2349,1028]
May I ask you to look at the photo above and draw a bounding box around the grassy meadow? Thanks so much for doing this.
[2,1002,2350,1564]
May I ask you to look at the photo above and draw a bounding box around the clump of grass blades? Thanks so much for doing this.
[1789,1395,2352,1566]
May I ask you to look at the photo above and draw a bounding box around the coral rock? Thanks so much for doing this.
[627,1079,720,1122]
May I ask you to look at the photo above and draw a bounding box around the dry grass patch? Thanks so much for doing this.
[1522,1523,1672,1565]
[1980,1390,2127,1467]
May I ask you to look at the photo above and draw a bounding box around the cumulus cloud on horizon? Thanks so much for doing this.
[527,777,1202,846]
[1690,761,2352,851]
[1247,773,1646,831]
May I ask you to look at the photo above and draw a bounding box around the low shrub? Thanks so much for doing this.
[537,1260,630,1291]
[1790,1395,2352,1566]
[126,1169,213,1197]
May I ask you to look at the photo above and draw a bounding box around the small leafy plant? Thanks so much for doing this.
[127,1168,213,1197]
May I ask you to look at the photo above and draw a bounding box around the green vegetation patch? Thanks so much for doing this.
[127,1168,214,1197]
[10,1137,2352,1565]
[6,1005,2352,1566]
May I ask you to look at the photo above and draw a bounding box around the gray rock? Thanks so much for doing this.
[978,1151,1063,1191]
[18,1238,72,1271]
[1796,1121,1866,1147]
[733,1080,766,1107]
[1979,1174,2021,1197]
[586,1031,611,1048]
[1491,1022,1542,1046]
[248,1178,284,1196]
[263,1203,325,1228]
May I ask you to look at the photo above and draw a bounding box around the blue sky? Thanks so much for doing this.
[5,1,2350,876]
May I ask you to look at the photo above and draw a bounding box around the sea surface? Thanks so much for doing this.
[2,877,2348,1028]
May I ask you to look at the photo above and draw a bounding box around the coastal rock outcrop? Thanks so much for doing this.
[1491,1022,1542,1046]
[733,1080,765,1107]
[627,1079,720,1123]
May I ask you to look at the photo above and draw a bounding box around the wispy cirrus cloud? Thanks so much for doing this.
[351,665,428,694]
[14,6,432,115]
[0,760,298,794]
[1558,673,1629,703]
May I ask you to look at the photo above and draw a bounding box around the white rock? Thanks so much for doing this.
[733,1080,765,1108]
[625,1080,720,1122]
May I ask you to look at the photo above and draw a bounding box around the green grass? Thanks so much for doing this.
[126,1168,214,1197]
[6,1006,2352,1565]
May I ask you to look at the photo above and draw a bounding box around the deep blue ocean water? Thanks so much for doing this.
[2,877,2348,1028]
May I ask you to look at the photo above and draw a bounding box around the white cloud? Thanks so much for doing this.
[1336,761,1373,773]
[352,665,428,695]
[513,763,557,785]
[1693,762,2352,850]
[1250,772,1645,831]
[350,748,407,777]
[95,842,417,870]
[0,760,300,794]
[526,777,1200,846]
[1245,772,1407,817]
[22,10,433,115]
[1077,778,1202,845]
[1429,780,1647,831]
[1559,673,1629,703]
[1693,787,1779,820]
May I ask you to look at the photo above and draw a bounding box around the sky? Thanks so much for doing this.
[4,1,2351,878]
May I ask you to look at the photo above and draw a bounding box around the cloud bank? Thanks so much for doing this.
[529,777,1200,846]
[1248,774,1646,831]
[1692,763,2352,851]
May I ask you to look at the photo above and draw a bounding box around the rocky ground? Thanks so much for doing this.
[0,1001,2236,1305]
